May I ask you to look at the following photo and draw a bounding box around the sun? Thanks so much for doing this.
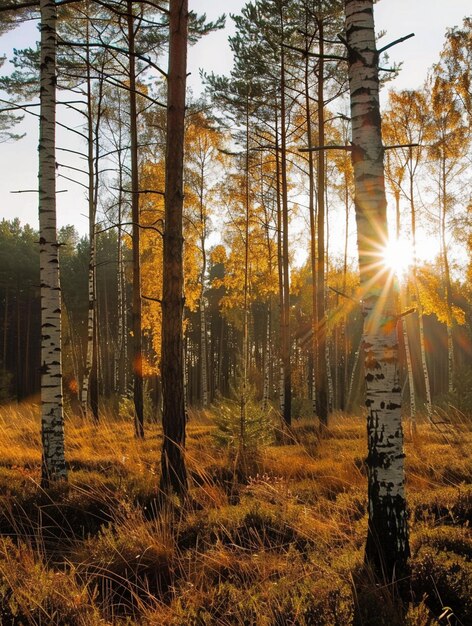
[382,237,413,279]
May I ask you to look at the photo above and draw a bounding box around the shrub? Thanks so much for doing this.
[411,547,472,624]
[0,537,102,626]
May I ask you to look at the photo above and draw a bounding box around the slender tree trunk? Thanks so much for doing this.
[262,303,271,411]
[127,1,144,438]
[280,33,291,427]
[345,0,409,578]
[81,10,99,420]
[39,0,67,486]
[341,169,350,410]
[394,191,415,419]
[16,284,21,401]
[304,33,318,418]
[239,101,251,460]
[160,0,188,497]
[275,102,285,417]
[2,286,8,372]
[25,289,32,395]
[117,133,128,396]
[316,18,328,427]
[408,156,432,417]
[198,168,208,408]
[440,159,454,394]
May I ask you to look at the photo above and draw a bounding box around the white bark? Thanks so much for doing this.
[326,334,334,412]
[200,299,208,408]
[347,339,361,412]
[416,304,432,417]
[401,288,416,419]
[402,319,416,418]
[39,0,67,484]
[345,0,408,574]
[262,306,271,412]
[279,360,284,415]
[81,234,95,411]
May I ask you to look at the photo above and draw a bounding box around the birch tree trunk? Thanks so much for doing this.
[345,0,409,577]
[81,11,99,421]
[440,164,455,394]
[160,0,188,497]
[394,192,415,420]
[262,304,271,412]
[39,0,67,486]
[409,167,432,418]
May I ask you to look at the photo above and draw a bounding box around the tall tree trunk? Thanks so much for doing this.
[395,191,415,420]
[345,0,409,578]
[117,123,128,397]
[127,1,144,438]
[279,29,291,427]
[39,0,67,486]
[239,102,251,463]
[160,0,188,497]
[198,165,208,408]
[341,165,350,410]
[316,18,328,427]
[81,8,99,420]
[409,159,432,417]
[304,29,318,419]
[440,159,454,394]
[275,101,285,417]
[262,303,271,411]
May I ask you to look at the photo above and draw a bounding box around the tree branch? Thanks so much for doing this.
[378,33,415,54]
[299,144,352,153]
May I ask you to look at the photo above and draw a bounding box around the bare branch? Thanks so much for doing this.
[299,144,352,153]
[378,33,415,54]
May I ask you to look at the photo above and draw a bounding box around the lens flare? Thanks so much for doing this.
[382,237,413,280]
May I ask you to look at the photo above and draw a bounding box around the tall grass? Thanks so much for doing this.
[0,401,470,624]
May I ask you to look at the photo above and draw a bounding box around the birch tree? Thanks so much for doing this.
[39,0,67,485]
[344,0,409,577]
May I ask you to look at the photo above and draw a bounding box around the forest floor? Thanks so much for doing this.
[0,402,470,625]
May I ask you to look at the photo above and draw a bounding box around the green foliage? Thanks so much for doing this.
[213,369,275,474]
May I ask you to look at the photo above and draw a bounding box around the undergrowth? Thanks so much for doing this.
[0,402,470,625]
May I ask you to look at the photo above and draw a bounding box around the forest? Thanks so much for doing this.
[0,0,471,624]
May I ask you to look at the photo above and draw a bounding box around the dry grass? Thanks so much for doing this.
[0,401,470,625]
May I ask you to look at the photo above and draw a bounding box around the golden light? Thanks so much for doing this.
[382,237,413,280]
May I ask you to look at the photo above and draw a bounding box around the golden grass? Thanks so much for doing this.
[0,401,470,625]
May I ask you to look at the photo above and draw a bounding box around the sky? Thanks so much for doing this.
[0,0,470,243]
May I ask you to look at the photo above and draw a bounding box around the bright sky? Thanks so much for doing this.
[0,0,470,244]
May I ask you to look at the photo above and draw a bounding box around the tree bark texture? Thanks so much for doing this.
[345,0,409,578]
[160,0,188,496]
[39,0,67,485]
[127,1,144,438]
